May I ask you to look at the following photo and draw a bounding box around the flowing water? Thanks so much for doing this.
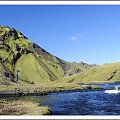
[37,82,120,115]
[1,82,120,115]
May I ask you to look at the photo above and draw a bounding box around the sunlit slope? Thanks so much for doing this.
[15,53,65,83]
[0,26,94,85]
[0,26,64,84]
[60,63,120,83]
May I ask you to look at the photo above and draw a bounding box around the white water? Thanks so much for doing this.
[105,90,120,94]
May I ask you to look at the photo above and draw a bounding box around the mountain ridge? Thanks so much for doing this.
[0,26,95,85]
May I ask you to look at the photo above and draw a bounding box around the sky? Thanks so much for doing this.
[0,5,120,65]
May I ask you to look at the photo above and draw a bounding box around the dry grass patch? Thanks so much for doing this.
[0,99,51,115]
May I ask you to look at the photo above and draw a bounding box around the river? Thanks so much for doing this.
[1,82,120,115]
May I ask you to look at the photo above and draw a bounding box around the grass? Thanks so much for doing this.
[0,99,51,115]
[14,53,51,83]
[0,26,96,85]
[0,82,102,96]
[1,26,120,87]
[14,52,65,83]
[61,62,120,83]
[0,82,101,115]
[0,26,65,84]
[0,50,9,60]
[1,26,120,115]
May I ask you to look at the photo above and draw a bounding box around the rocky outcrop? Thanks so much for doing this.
[0,26,27,42]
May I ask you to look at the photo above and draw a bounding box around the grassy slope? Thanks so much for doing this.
[0,26,65,84]
[15,53,50,83]
[60,62,120,83]
[0,26,94,85]
[62,61,93,77]
[1,26,120,86]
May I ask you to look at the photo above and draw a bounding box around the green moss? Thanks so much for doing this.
[0,50,9,59]
[42,59,64,79]
[15,53,50,83]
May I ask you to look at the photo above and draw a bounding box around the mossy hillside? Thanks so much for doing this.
[14,53,51,83]
[38,55,64,79]
[9,39,31,53]
[61,62,120,83]
[0,26,65,84]
[0,28,36,84]
[32,51,64,81]
[31,43,95,78]
[62,61,94,77]
[0,26,98,85]
[0,50,9,60]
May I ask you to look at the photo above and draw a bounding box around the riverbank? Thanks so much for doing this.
[35,82,120,115]
[0,83,102,115]
[0,83,102,96]
[0,99,51,115]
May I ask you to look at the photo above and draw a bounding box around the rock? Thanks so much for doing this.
[3,71,15,81]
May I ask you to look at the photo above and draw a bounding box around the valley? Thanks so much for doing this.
[0,26,120,115]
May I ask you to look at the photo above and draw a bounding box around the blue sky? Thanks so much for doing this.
[0,5,120,65]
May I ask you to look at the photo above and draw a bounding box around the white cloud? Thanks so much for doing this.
[70,33,83,41]
[70,36,78,41]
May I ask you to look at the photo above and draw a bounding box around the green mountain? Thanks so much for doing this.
[62,62,120,83]
[0,26,94,85]
[1,25,120,88]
